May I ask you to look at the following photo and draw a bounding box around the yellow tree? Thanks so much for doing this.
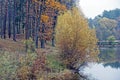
[56,7,99,69]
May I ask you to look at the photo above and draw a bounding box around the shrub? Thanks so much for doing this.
[56,8,99,69]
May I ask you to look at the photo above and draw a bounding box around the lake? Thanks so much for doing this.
[80,47,120,80]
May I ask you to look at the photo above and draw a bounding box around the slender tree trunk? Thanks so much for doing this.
[35,7,39,48]
[0,2,3,38]
[8,0,11,38]
[3,0,8,39]
[35,23,39,48]
[20,0,24,34]
[8,10,11,38]
[52,15,58,47]
[35,0,43,48]
[25,0,29,40]
[40,0,45,48]
[25,0,29,51]
[13,0,16,41]
[40,23,45,48]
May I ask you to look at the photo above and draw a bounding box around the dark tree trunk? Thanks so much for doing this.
[34,3,39,48]
[40,0,45,48]
[20,0,25,34]
[8,11,11,38]
[3,0,8,39]
[25,0,29,51]
[34,0,43,48]
[13,0,16,41]
[40,23,45,48]
[0,2,3,38]
[35,18,39,48]
[8,0,11,38]
[52,15,58,47]
[25,0,29,40]
[41,38,45,48]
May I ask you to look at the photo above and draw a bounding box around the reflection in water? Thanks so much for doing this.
[81,63,120,80]
[104,62,120,69]
[80,47,120,80]
[98,48,117,62]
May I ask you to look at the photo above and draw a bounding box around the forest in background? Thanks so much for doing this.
[88,8,120,41]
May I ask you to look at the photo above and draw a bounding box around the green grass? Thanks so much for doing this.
[46,53,65,72]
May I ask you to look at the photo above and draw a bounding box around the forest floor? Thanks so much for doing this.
[0,38,25,52]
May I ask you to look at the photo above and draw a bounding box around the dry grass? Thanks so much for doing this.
[0,38,25,52]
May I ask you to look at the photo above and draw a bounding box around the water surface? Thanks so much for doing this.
[80,47,120,80]
[81,63,120,80]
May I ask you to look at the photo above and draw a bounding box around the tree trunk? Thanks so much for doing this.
[40,0,45,48]
[25,0,29,40]
[13,0,16,41]
[0,2,3,38]
[40,23,45,48]
[52,15,58,47]
[8,1,11,38]
[3,0,8,39]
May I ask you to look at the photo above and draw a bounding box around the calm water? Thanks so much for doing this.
[80,47,120,80]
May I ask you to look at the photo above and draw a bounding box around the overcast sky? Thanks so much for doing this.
[79,0,120,18]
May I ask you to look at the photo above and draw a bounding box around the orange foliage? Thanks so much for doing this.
[41,15,49,23]
[46,0,66,10]
[32,0,66,44]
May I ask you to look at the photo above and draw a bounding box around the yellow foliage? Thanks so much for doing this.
[56,7,99,68]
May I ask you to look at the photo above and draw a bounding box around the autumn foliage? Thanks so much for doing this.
[56,8,99,68]
[32,0,66,48]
